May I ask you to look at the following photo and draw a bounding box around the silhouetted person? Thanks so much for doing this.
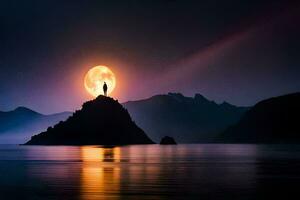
[103,82,108,96]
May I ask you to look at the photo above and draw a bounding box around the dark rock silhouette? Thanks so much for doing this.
[25,95,154,145]
[123,93,248,143]
[218,93,300,143]
[160,136,177,145]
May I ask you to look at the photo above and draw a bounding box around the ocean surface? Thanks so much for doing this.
[0,144,300,199]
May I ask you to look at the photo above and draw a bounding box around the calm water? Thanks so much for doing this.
[0,144,300,200]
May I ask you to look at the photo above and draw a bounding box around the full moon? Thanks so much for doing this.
[84,65,116,97]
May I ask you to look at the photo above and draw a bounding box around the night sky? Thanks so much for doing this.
[1,0,300,113]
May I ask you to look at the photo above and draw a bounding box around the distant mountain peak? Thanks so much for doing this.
[167,92,184,97]
[221,101,228,105]
[0,106,72,144]
[13,106,40,115]
[220,101,234,107]
[167,93,186,101]
[14,106,33,112]
[194,93,208,102]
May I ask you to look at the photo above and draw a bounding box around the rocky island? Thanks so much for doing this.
[160,136,177,145]
[25,95,154,145]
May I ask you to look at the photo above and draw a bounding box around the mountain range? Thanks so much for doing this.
[0,107,71,144]
[2,92,299,144]
[0,93,248,144]
[123,93,248,143]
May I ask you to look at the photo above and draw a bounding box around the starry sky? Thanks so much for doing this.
[1,0,300,114]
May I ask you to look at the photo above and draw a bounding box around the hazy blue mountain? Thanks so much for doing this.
[123,93,248,143]
[25,96,154,145]
[218,93,300,143]
[0,107,71,144]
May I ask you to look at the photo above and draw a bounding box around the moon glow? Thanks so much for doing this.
[84,65,116,97]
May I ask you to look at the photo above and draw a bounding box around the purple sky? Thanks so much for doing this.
[0,1,300,114]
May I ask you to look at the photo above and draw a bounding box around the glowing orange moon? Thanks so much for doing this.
[84,66,116,97]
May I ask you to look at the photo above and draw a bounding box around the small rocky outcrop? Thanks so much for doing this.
[160,136,177,145]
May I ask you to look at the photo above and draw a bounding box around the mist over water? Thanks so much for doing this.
[0,144,299,199]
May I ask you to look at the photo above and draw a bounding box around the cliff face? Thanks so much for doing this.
[25,96,154,145]
[218,93,300,143]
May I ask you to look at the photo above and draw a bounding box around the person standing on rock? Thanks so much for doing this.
[103,82,108,96]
